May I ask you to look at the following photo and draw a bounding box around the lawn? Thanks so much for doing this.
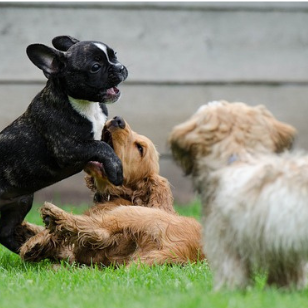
[0,201,307,308]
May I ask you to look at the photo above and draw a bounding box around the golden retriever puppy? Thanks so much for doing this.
[168,100,308,290]
[20,117,204,266]
[84,116,175,213]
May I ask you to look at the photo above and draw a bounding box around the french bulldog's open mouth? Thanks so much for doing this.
[104,86,121,103]
[107,86,120,96]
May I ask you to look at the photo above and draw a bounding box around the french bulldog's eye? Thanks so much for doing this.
[91,63,101,73]
[135,142,144,157]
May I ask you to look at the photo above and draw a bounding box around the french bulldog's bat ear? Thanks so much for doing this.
[52,35,80,51]
[26,44,65,75]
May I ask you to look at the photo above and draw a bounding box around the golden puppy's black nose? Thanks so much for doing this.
[111,116,125,129]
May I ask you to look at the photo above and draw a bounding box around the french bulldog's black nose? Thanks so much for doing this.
[118,65,128,80]
[111,116,125,129]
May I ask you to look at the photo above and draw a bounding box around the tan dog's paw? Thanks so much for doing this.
[20,241,44,261]
[19,231,54,262]
[40,202,66,233]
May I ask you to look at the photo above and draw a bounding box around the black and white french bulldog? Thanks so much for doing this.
[0,35,128,253]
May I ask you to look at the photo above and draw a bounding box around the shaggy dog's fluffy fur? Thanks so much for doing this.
[168,100,308,290]
[19,117,204,266]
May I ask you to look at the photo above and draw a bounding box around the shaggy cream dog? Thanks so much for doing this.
[168,100,308,290]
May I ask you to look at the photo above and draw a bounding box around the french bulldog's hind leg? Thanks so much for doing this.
[0,194,33,253]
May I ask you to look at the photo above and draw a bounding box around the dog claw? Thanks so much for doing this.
[44,216,50,227]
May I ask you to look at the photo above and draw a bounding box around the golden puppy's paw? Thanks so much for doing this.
[40,202,66,233]
[19,234,50,262]
[20,242,43,261]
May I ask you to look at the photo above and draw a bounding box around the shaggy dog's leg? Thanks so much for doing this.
[267,261,308,289]
[205,216,251,290]
[212,253,251,291]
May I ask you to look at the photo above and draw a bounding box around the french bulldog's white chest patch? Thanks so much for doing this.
[68,96,107,140]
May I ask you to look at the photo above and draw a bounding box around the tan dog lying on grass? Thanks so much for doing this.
[19,116,204,267]
[168,101,308,290]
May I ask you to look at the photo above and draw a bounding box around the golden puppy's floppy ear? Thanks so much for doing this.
[133,175,175,213]
[147,175,175,213]
[84,175,96,192]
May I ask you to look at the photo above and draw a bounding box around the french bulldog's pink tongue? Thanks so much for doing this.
[107,87,119,95]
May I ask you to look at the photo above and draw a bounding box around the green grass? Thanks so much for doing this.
[0,201,308,308]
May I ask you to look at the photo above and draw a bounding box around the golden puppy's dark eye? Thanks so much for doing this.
[136,143,144,157]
